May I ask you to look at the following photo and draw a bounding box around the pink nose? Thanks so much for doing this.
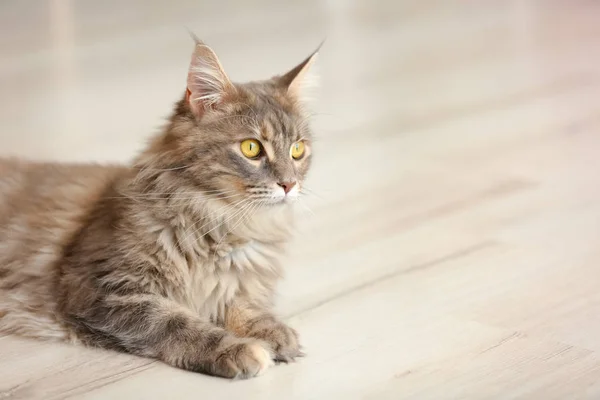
[277,181,296,195]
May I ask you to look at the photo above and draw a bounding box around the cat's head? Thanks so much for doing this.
[139,39,319,209]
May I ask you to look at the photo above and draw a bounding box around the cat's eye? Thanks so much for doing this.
[290,141,305,160]
[240,139,262,159]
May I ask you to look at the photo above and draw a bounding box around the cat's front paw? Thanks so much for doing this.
[213,338,274,379]
[250,321,303,363]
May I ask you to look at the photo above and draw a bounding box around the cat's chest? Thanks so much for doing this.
[188,240,280,318]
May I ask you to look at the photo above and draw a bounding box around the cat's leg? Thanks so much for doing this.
[223,300,302,362]
[76,294,273,379]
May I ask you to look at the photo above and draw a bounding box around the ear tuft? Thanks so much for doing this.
[187,40,234,117]
[279,42,323,99]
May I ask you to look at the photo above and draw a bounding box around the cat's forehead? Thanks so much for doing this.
[257,108,301,142]
[237,93,308,142]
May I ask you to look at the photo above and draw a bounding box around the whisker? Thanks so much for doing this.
[213,199,262,256]
[142,192,242,201]
[140,188,240,196]
[297,198,316,217]
[181,198,250,243]
[117,194,245,208]
[301,186,326,200]
[198,199,256,243]
[247,195,277,200]
[108,188,241,200]
[308,111,337,118]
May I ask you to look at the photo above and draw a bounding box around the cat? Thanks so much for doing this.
[0,38,319,379]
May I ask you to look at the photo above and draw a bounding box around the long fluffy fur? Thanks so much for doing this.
[0,41,318,379]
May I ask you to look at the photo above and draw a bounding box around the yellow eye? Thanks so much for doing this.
[291,141,306,160]
[240,139,262,159]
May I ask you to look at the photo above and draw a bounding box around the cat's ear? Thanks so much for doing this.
[186,40,235,117]
[278,43,322,98]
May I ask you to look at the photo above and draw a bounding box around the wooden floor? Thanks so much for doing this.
[2,0,600,398]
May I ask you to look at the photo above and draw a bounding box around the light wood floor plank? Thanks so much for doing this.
[1,0,599,398]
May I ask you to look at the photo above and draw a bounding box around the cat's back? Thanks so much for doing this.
[0,158,125,339]
[0,158,124,236]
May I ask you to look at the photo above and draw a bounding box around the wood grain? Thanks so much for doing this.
[1,0,600,398]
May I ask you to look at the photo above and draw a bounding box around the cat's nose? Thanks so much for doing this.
[277,181,296,195]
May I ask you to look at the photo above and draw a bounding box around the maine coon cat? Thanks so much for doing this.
[0,38,319,379]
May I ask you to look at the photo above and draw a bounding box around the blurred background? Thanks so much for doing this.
[2,0,600,398]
